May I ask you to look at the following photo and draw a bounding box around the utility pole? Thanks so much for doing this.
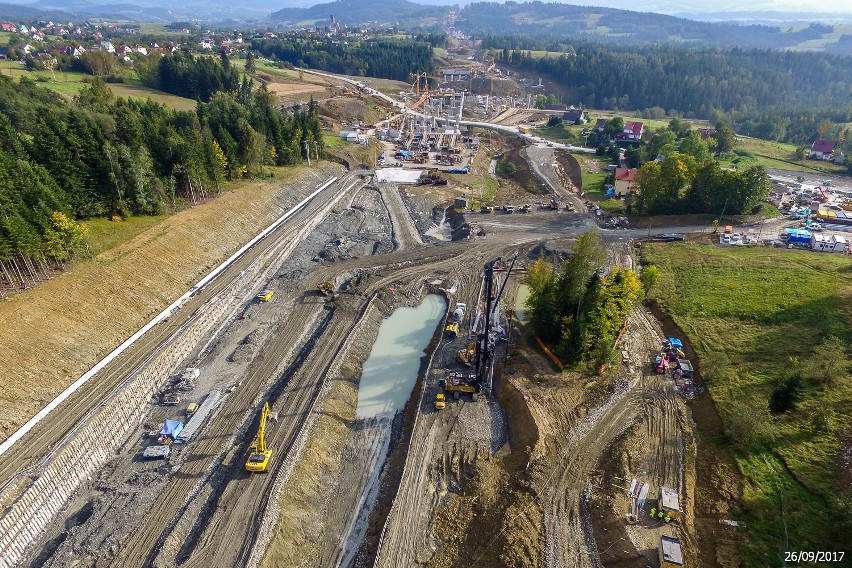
[303,140,311,166]
[314,141,319,160]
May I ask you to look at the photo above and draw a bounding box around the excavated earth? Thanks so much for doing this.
[9,141,700,568]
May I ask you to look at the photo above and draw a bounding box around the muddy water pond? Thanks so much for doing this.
[355,295,447,419]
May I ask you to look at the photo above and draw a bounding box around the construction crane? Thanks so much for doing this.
[474,252,518,393]
[245,401,272,472]
[409,71,430,95]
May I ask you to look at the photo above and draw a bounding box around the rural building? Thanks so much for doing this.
[659,536,684,567]
[659,486,682,519]
[592,118,608,132]
[809,139,836,160]
[617,121,644,141]
[698,128,717,140]
[613,168,638,196]
[562,107,587,124]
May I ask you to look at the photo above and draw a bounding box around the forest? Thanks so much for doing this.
[493,42,852,145]
[0,60,323,285]
[136,51,242,102]
[251,37,435,81]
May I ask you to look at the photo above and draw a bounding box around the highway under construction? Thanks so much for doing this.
[0,145,697,567]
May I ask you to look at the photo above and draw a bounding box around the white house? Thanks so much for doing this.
[100,41,115,53]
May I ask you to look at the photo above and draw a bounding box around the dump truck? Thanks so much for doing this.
[257,289,275,302]
[245,402,272,473]
[439,372,479,401]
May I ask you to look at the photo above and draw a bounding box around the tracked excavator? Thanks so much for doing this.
[245,402,272,472]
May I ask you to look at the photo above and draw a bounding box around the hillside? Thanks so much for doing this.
[456,1,851,53]
[270,0,448,26]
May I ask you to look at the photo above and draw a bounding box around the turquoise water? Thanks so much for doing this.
[355,295,447,418]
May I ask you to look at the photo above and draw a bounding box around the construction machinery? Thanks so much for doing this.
[457,341,477,366]
[257,289,275,302]
[434,393,446,410]
[245,402,272,473]
[473,253,518,393]
[440,372,479,401]
[444,321,460,338]
[318,280,334,296]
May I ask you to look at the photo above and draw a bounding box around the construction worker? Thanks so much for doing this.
[664,515,671,523]
[658,511,664,520]
[650,507,656,519]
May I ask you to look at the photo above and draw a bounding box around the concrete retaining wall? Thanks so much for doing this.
[0,166,351,568]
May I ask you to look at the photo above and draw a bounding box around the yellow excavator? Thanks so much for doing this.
[457,341,477,366]
[245,402,272,473]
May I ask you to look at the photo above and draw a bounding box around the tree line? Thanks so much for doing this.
[524,231,643,368]
[494,42,852,117]
[0,64,323,290]
[250,37,435,81]
[136,51,242,102]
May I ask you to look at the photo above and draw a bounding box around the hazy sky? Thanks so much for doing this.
[514,0,852,14]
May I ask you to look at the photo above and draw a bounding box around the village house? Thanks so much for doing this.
[616,121,643,141]
[809,139,836,160]
[613,167,639,196]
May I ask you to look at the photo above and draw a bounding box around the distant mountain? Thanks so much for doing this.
[271,0,448,26]
[456,2,851,53]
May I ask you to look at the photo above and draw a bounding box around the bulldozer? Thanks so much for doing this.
[318,281,334,296]
[245,402,272,473]
[457,341,477,366]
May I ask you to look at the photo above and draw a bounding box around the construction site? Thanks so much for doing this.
[0,66,705,568]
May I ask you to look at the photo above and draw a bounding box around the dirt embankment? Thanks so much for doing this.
[554,151,582,191]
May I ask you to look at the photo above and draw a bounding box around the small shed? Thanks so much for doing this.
[811,233,833,251]
[659,536,684,567]
[831,235,848,252]
[659,486,682,519]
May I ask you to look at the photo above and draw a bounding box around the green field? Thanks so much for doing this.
[84,215,168,256]
[719,136,848,175]
[644,243,852,565]
[0,62,197,111]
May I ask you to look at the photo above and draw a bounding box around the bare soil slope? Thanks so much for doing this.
[0,165,338,438]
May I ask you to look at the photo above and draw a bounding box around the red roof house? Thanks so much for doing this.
[809,139,836,160]
[614,168,638,196]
